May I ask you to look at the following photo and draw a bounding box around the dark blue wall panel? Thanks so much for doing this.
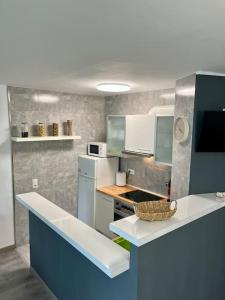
[189,74,225,194]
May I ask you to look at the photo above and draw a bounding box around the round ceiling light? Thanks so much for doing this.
[96,83,130,93]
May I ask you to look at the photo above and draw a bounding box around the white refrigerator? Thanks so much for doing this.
[78,155,118,227]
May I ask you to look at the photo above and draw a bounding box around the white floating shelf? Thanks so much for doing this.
[11,136,81,142]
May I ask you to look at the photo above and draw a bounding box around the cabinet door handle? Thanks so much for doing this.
[102,196,113,203]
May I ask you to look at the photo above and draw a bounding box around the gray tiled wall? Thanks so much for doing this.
[9,87,105,246]
[170,74,196,200]
[105,88,175,196]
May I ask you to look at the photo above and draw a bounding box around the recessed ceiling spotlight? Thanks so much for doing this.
[96,83,130,93]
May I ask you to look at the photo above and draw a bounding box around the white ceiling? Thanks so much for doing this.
[0,0,225,96]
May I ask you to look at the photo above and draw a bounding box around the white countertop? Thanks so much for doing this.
[110,193,225,246]
[16,192,129,278]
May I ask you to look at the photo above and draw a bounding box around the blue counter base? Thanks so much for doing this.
[29,212,137,300]
[29,207,225,300]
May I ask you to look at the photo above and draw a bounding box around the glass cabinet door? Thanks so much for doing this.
[155,116,174,165]
[107,116,125,156]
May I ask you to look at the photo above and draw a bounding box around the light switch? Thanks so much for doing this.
[128,169,135,175]
[32,179,38,189]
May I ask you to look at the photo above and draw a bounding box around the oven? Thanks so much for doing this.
[114,189,165,221]
[114,199,134,221]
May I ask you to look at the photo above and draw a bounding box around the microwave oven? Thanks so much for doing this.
[87,142,108,157]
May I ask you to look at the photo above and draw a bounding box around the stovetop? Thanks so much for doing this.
[119,190,163,203]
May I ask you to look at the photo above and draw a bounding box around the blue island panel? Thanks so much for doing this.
[29,206,225,300]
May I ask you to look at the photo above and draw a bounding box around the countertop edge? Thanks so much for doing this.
[16,192,130,278]
[110,195,225,247]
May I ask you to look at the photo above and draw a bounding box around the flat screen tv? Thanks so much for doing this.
[196,111,225,152]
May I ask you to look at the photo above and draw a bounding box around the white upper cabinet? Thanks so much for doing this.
[107,116,126,156]
[152,106,175,165]
[125,115,155,154]
[107,106,175,163]
[154,115,174,165]
[107,115,155,156]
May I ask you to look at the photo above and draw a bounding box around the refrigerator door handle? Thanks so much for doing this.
[79,173,96,180]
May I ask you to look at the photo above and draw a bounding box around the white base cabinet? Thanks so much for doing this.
[78,175,96,228]
[95,192,116,239]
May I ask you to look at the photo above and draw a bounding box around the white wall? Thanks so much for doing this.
[0,85,14,249]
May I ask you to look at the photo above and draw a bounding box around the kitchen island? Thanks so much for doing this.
[17,192,225,300]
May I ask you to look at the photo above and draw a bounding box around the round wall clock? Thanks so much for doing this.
[174,117,190,143]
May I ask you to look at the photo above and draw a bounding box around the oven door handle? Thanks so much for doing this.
[114,208,131,218]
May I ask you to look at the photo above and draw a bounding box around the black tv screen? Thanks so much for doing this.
[196,111,225,152]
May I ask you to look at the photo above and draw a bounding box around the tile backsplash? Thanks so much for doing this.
[122,157,171,196]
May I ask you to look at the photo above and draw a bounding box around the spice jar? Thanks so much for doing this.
[38,122,45,137]
[52,123,59,136]
[21,122,29,138]
[67,120,73,136]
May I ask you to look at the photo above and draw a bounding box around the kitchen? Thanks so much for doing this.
[11,86,174,247]
[1,1,225,300]
[78,105,174,239]
[2,72,225,300]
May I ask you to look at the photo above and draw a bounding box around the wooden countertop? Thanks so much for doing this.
[97,185,136,205]
[97,185,168,206]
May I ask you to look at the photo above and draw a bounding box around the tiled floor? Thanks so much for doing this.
[0,245,56,300]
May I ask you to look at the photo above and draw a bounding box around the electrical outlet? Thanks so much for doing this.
[128,169,135,175]
[32,179,38,189]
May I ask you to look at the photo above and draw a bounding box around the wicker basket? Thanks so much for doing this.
[134,200,177,221]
